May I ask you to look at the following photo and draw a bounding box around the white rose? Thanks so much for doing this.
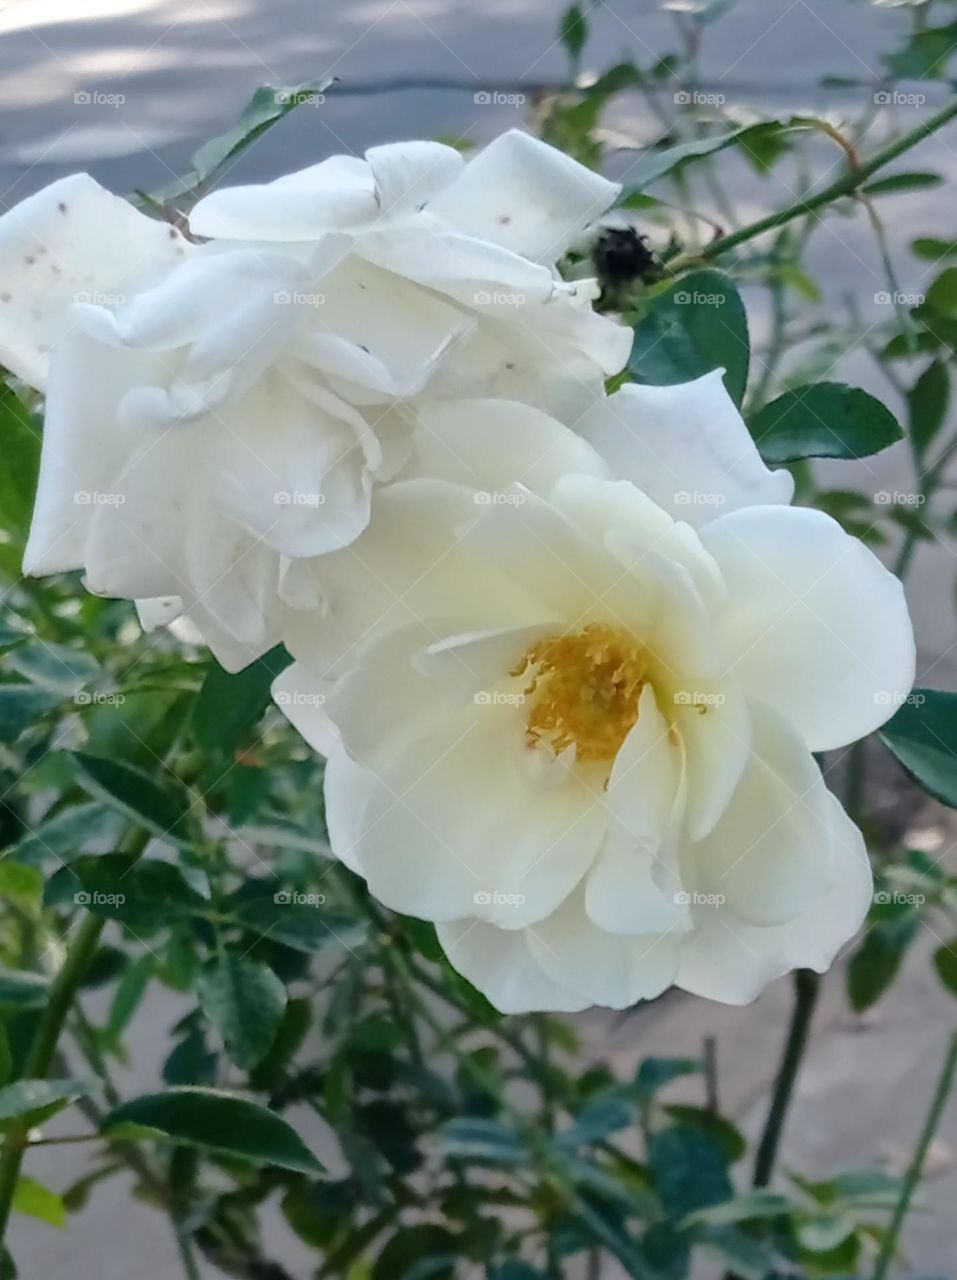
[273,373,915,1012]
[0,133,628,670]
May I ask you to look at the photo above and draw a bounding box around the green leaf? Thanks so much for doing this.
[436,1117,524,1165]
[191,646,290,758]
[71,752,192,842]
[663,1105,746,1163]
[879,689,957,807]
[619,117,815,194]
[861,171,942,197]
[0,686,64,742]
[629,270,749,406]
[635,1056,700,1097]
[749,382,902,463]
[683,1189,792,1228]
[908,359,949,456]
[0,862,43,915]
[0,970,49,1011]
[559,5,587,65]
[372,1226,456,1280]
[848,925,913,1012]
[8,642,100,696]
[229,885,364,953]
[933,941,957,995]
[648,1126,733,1218]
[12,1177,66,1227]
[884,22,957,78]
[0,386,40,543]
[6,802,119,867]
[913,237,957,261]
[0,1079,88,1127]
[102,1087,324,1173]
[47,853,208,926]
[926,267,957,319]
[156,80,334,200]
[198,954,286,1070]
[106,954,156,1041]
[692,1227,779,1280]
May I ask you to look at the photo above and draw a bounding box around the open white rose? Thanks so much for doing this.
[274,373,915,1013]
[0,132,628,669]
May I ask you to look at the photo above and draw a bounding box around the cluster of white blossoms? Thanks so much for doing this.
[0,130,915,1013]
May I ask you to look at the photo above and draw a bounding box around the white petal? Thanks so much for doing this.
[585,839,691,937]
[676,790,872,1004]
[365,140,464,214]
[575,374,794,525]
[688,702,833,926]
[23,333,159,577]
[604,685,682,853]
[528,886,683,1009]
[701,505,916,751]
[272,663,340,759]
[188,155,378,240]
[428,129,620,262]
[402,398,610,495]
[672,681,751,840]
[437,918,589,1014]
[0,174,189,391]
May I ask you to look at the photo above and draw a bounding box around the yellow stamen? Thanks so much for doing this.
[510,623,645,764]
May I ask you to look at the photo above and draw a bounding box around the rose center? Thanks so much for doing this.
[510,623,645,764]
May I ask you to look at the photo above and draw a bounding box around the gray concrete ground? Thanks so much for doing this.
[3,0,957,1275]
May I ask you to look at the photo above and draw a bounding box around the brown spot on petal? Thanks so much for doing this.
[58,202,68,214]
[498,214,511,225]
[0,292,11,303]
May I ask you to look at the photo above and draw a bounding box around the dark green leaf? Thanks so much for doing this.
[908,360,949,456]
[933,941,957,995]
[861,171,942,197]
[6,802,119,867]
[71,752,192,842]
[559,5,587,65]
[0,386,40,542]
[848,915,917,1012]
[629,270,749,405]
[191,646,290,758]
[648,1126,733,1219]
[663,1105,746,1163]
[436,1117,524,1165]
[913,237,957,261]
[102,1088,324,1173]
[106,954,156,1041]
[879,689,957,807]
[47,853,208,926]
[372,1226,456,1280]
[926,267,957,319]
[635,1057,700,1097]
[0,1079,88,1126]
[0,686,64,742]
[749,382,903,462]
[8,642,100,696]
[0,970,49,1011]
[198,954,286,1070]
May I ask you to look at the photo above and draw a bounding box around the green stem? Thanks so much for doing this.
[0,912,107,1240]
[752,969,821,1188]
[872,1030,957,1280]
[668,97,957,270]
